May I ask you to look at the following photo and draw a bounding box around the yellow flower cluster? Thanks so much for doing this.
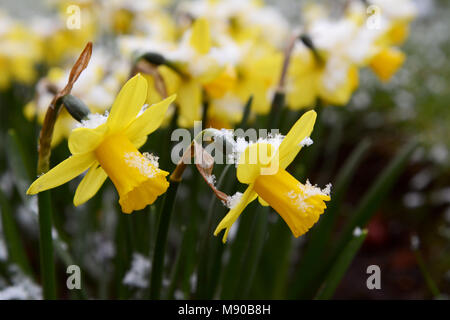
[18,0,416,241]
[11,0,416,142]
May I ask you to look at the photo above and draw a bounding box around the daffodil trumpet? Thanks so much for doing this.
[27,74,176,214]
[214,110,331,243]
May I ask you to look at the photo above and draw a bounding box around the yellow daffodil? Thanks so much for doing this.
[369,47,405,82]
[144,17,237,127]
[235,43,282,114]
[214,110,331,242]
[174,18,230,127]
[27,74,176,214]
[0,13,43,89]
[287,46,359,110]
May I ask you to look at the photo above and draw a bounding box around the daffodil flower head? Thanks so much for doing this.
[214,110,331,242]
[27,74,176,214]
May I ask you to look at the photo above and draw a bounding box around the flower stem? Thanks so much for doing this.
[38,191,57,299]
[35,97,64,300]
[149,180,179,299]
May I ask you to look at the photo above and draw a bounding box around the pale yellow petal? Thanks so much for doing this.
[131,135,147,149]
[73,163,108,206]
[214,185,257,243]
[68,124,107,154]
[107,73,148,131]
[125,95,176,142]
[177,80,202,127]
[27,153,96,195]
[237,142,278,184]
[278,110,317,169]
[190,18,211,55]
[369,47,405,82]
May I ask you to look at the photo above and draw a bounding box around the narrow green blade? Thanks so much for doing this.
[315,229,367,300]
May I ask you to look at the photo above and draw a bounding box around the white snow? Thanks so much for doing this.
[223,192,243,209]
[123,253,151,289]
[77,111,109,129]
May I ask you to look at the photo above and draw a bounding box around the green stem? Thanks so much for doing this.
[38,191,57,299]
[196,164,232,298]
[266,91,285,129]
[149,181,179,299]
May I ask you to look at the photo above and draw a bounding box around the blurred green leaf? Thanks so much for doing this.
[0,189,32,276]
[315,229,367,300]
[290,138,371,299]
[330,139,419,264]
[219,201,257,299]
[235,206,269,298]
[412,245,441,298]
[6,130,32,200]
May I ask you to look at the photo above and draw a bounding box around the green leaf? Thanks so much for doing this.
[238,95,253,129]
[235,206,269,298]
[0,189,33,276]
[149,181,179,299]
[412,244,441,298]
[6,130,32,200]
[330,140,419,264]
[219,201,257,299]
[289,138,371,298]
[315,229,367,300]
[195,164,232,299]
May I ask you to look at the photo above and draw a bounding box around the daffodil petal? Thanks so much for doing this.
[107,74,148,132]
[131,135,147,149]
[73,163,108,206]
[177,80,202,127]
[27,153,96,195]
[237,142,278,184]
[190,18,211,55]
[68,124,107,154]
[278,110,317,169]
[258,196,269,206]
[214,185,257,243]
[125,94,176,142]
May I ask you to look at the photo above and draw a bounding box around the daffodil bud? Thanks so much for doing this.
[140,52,167,66]
[139,52,186,77]
[299,34,323,64]
[299,34,315,51]
[61,94,91,122]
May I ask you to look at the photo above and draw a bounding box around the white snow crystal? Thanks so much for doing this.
[143,152,160,168]
[123,253,151,289]
[287,180,332,211]
[353,227,363,237]
[410,235,420,250]
[124,152,158,178]
[300,137,314,147]
[0,265,42,300]
[205,174,216,186]
[223,192,243,209]
[77,111,109,129]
